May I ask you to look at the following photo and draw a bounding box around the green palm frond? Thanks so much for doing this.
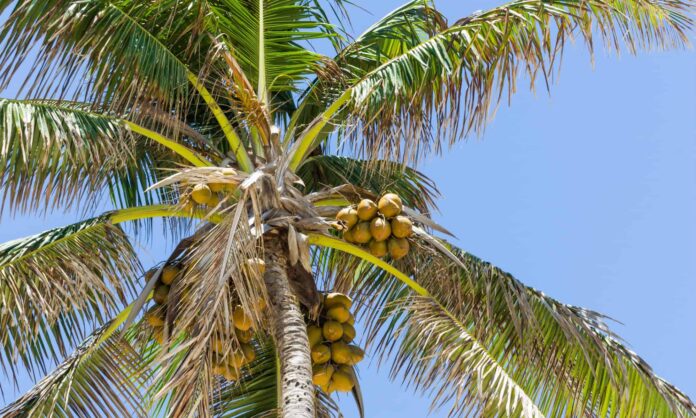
[298,155,439,213]
[210,0,338,100]
[293,0,692,165]
[0,0,203,116]
[0,214,141,377]
[0,323,147,418]
[0,99,190,214]
[355,240,696,417]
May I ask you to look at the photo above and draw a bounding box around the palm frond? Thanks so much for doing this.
[0,323,147,418]
[357,239,696,417]
[296,0,693,165]
[210,0,338,98]
[0,214,141,378]
[0,0,202,117]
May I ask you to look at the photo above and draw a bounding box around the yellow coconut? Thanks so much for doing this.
[342,323,356,343]
[327,306,351,323]
[211,336,225,354]
[330,370,355,392]
[377,193,403,218]
[208,182,225,193]
[368,239,388,258]
[369,217,391,241]
[311,344,331,364]
[348,345,365,365]
[153,284,170,305]
[161,265,179,285]
[330,341,352,364]
[325,293,353,310]
[236,328,253,344]
[228,350,247,368]
[143,269,155,285]
[191,184,212,204]
[346,312,355,326]
[145,308,165,327]
[356,199,378,221]
[207,193,220,208]
[241,343,256,363]
[336,207,359,229]
[322,320,344,342]
[388,237,410,260]
[390,215,413,238]
[312,363,334,386]
[342,228,356,243]
[351,222,372,244]
[244,258,266,276]
[232,306,253,331]
[308,325,323,348]
[152,327,164,344]
[320,383,334,394]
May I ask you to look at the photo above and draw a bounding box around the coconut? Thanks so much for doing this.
[311,344,331,364]
[330,370,355,392]
[352,222,372,244]
[211,336,225,354]
[236,328,253,344]
[308,325,323,348]
[214,363,239,381]
[336,207,359,229]
[209,182,225,193]
[232,306,253,331]
[388,237,410,260]
[153,284,170,305]
[369,217,392,241]
[391,215,413,238]
[368,240,388,258]
[346,312,355,326]
[325,293,352,310]
[152,327,164,344]
[161,265,179,285]
[342,323,356,343]
[348,345,365,365]
[330,341,352,364]
[327,306,351,323]
[145,308,164,327]
[244,258,266,276]
[229,350,247,368]
[191,184,212,204]
[342,228,356,243]
[377,193,403,217]
[312,363,334,386]
[241,343,256,363]
[322,320,344,342]
[356,199,378,220]
[143,269,155,285]
[207,193,220,208]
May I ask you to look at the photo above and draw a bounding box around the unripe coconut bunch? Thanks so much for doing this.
[336,193,414,260]
[209,304,259,382]
[307,292,365,394]
[143,263,181,344]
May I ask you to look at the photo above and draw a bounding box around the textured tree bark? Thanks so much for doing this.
[263,233,316,418]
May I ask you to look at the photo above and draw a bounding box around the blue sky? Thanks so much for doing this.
[1,1,694,416]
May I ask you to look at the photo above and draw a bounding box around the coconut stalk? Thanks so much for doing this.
[263,231,316,418]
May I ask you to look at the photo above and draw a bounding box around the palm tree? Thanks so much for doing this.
[0,0,694,416]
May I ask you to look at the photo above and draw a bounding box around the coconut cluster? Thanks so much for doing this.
[336,193,413,260]
[143,260,265,382]
[307,293,365,394]
[184,181,236,210]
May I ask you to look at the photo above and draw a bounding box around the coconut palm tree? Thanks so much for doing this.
[0,0,694,416]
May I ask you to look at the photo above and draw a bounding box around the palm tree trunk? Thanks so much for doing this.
[263,233,316,418]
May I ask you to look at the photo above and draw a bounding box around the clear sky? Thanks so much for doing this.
[0,1,694,417]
